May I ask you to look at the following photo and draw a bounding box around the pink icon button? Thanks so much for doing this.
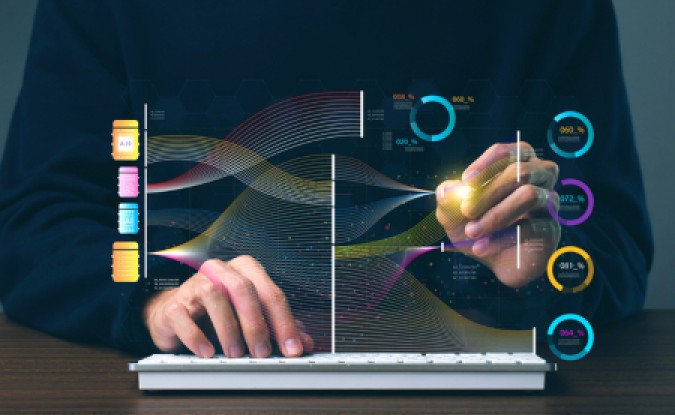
[118,166,139,198]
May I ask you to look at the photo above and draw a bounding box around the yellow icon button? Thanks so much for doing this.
[112,120,139,161]
[112,241,139,282]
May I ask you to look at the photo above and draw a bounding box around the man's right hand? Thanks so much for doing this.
[143,256,314,358]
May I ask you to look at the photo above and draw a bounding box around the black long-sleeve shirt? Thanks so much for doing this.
[0,0,652,354]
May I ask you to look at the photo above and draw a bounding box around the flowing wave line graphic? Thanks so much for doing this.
[335,212,447,259]
[147,208,220,233]
[335,193,432,243]
[150,138,332,205]
[149,137,431,211]
[149,155,334,347]
[223,92,359,154]
[150,154,333,288]
[335,155,431,193]
[148,92,360,193]
[335,255,531,352]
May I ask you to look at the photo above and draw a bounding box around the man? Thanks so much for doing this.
[0,1,652,358]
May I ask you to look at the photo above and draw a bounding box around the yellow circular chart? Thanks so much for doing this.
[547,246,594,293]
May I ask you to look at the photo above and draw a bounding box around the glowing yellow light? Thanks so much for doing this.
[456,185,473,200]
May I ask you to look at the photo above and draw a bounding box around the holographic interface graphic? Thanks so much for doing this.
[129,79,595,357]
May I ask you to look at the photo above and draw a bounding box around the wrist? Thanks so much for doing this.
[143,289,171,328]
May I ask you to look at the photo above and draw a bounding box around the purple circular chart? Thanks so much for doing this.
[548,178,594,226]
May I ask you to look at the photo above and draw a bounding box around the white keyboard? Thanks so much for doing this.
[130,353,555,390]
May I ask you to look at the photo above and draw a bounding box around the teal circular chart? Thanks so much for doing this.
[409,95,456,142]
[547,313,594,361]
[547,111,594,158]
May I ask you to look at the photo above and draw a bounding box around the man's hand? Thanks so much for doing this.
[144,256,314,358]
[435,142,561,288]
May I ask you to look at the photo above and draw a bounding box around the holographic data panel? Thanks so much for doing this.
[142,83,549,354]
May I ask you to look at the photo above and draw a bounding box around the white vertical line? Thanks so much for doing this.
[517,224,521,270]
[441,242,444,252]
[516,129,522,272]
[143,103,148,280]
[331,153,336,354]
[533,327,537,354]
[516,130,521,182]
[359,90,364,138]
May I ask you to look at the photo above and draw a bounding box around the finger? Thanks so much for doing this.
[461,159,558,219]
[470,227,525,288]
[293,319,315,352]
[300,331,315,353]
[473,219,561,288]
[544,190,561,216]
[199,259,272,358]
[472,218,561,258]
[527,218,562,247]
[164,302,214,358]
[462,142,536,186]
[194,274,245,358]
[435,181,472,251]
[465,184,549,239]
[435,180,468,232]
[145,290,183,352]
[229,255,304,358]
[471,228,517,258]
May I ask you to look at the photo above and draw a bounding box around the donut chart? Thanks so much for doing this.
[547,111,594,158]
[548,178,594,226]
[409,95,456,142]
[547,314,594,361]
[547,246,594,293]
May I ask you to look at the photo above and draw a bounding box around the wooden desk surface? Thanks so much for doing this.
[1,310,674,415]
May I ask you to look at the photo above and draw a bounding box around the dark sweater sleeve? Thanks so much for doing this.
[512,0,653,331]
[0,0,157,355]
[451,1,653,332]
[557,1,653,325]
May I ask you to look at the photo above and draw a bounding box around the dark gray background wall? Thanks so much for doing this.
[0,1,673,308]
[0,0,36,154]
[613,0,675,309]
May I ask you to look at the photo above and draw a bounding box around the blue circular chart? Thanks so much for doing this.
[409,95,456,142]
[547,313,594,361]
[547,111,594,158]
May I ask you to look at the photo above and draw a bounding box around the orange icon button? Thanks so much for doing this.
[112,120,139,161]
[112,241,139,282]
